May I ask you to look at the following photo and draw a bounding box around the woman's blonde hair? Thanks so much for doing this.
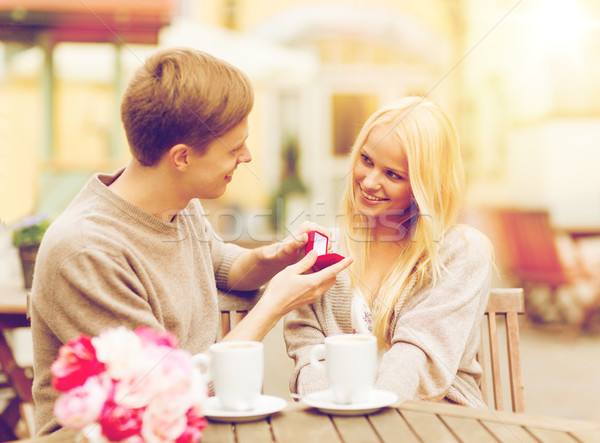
[340,96,465,347]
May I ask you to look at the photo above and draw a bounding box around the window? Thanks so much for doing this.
[331,93,378,156]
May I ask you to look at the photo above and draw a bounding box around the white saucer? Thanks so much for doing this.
[204,395,287,423]
[302,389,398,416]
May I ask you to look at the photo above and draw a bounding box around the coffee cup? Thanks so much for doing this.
[193,341,263,411]
[310,334,377,404]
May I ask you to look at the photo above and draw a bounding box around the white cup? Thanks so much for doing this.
[193,341,264,411]
[310,334,377,404]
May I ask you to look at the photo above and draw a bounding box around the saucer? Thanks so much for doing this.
[204,395,287,423]
[302,389,398,416]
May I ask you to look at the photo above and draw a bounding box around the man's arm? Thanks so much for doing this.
[222,250,352,343]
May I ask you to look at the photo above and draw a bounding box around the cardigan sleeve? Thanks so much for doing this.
[283,273,354,395]
[284,303,329,395]
[375,226,492,405]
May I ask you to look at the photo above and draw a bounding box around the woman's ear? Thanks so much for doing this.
[168,144,191,171]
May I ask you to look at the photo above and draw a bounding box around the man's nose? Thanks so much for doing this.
[238,144,252,164]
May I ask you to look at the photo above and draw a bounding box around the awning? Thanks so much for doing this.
[0,0,177,45]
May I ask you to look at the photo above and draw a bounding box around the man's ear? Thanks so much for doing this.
[168,144,191,171]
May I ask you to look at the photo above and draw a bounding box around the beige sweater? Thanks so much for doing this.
[30,170,244,435]
[284,225,492,407]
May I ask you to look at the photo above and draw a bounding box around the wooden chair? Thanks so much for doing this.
[216,289,262,337]
[477,288,526,413]
[0,288,35,440]
[467,207,600,328]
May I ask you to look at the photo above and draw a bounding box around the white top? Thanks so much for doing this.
[351,289,374,335]
[351,289,388,363]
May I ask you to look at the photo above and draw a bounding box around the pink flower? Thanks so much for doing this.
[54,376,107,430]
[99,399,143,441]
[141,398,188,443]
[160,349,194,392]
[93,327,144,380]
[175,408,207,443]
[51,327,208,442]
[113,357,169,410]
[51,335,105,391]
[135,327,178,348]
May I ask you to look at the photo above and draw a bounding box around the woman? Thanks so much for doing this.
[284,96,493,407]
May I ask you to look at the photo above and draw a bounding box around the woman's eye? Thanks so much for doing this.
[386,170,401,180]
[360,154,373,165]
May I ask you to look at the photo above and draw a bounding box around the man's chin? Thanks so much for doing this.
[197,187,227,200]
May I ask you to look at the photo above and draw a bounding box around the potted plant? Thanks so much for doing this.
[11,213,51,289]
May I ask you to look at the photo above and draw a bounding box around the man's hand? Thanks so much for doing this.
[226,222,334,291]
[259,248,353,317]
[265,221,333,268]
[222,248,353,343]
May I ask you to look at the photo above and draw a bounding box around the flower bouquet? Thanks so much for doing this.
[52,327,208,443]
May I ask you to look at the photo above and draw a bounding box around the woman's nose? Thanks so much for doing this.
[362,169,380,189]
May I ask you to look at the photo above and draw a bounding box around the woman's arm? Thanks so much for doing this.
[283,274,353,395]
[375,227,493,404]
[283,304,329,395]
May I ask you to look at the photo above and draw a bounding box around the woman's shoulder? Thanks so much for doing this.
[446,224,490,243]
[442,224,493,260]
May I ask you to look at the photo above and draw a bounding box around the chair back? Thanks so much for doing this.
[478,209,569,287]
[477,288,526,413]
[217,289,262,337]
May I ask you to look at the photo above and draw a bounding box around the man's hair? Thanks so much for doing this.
[120,47,254,166]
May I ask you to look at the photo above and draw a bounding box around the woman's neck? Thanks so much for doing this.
[371,213,416,245]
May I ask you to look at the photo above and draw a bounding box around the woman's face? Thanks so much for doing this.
[352,123,413,223]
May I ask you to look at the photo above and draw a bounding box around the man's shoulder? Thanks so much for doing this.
[39,184,139,262]
[38,210,120,264]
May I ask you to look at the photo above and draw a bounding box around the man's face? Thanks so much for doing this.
[188,117,251,199]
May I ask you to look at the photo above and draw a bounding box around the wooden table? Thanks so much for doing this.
[14,399,600,442]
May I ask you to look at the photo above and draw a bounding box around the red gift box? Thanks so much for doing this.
[305,231,345,271]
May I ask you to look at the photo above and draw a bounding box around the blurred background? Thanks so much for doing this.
[1,0,600,425]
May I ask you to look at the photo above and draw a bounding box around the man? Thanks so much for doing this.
[30,47,352,435]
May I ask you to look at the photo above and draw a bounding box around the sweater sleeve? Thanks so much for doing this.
[375,226,492,404]
[191,200,246,290]
[31,247,168,435]
[212,238,246,291]
[283,304,329,395]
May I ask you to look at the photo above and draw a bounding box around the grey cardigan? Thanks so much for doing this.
[284,225,493,407]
